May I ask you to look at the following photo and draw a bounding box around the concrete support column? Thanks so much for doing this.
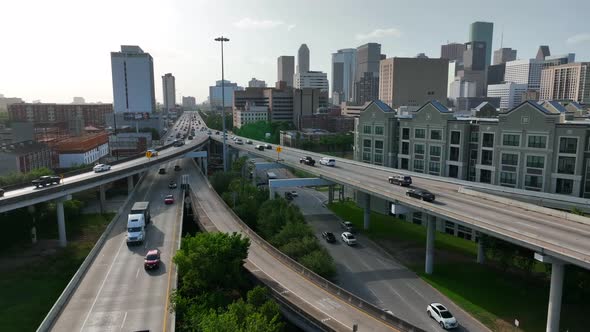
[57,200,67,248]
[269,187,275,200]
[328,185,334,205]
[546,262,565,332]
[99,184,106,214]
[477,240,485,264]
[425,215,436,275]
[127,175,134,194]
[363,193,370,230]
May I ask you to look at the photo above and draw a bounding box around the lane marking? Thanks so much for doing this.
[136,267,140,279]
[120,311,127,330]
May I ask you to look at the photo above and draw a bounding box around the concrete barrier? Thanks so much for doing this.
[191,160,425,332]
[36,173,148,332]
[458,187,590,226]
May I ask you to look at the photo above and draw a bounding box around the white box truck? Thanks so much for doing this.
[127,214,146,245]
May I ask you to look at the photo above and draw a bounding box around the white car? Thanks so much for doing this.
[427,303,458,329]
[246,139,253,144]
[235,139,244,145]
[319,157,336,166]
[341,232,357,246]
[93,164,111,173]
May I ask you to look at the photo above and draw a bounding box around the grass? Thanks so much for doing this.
[327,201,590,332]
[0,213,113,332]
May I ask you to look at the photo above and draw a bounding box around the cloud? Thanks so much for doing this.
[287,24,296,31]
[234,17,285,30]
[566,33,590,45]
[355,28,401,40]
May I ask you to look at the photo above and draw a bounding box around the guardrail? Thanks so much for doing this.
[192,162,425,332]
[36,173,148,332]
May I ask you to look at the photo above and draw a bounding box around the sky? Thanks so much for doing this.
[1,0,589,104]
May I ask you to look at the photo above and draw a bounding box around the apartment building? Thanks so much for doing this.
[540,62,590,104]
[233,102,268,129]
[355,100,590,198]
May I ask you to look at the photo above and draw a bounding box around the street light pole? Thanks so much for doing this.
[215,36,230,172]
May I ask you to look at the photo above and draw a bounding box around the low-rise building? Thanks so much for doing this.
[53,132,109,167]
[353,100,398,167]
[8,103,113,129]
[300,114,354,133]
[109,132,151,158]
[0,141,55,175]
[233,102,268,128]
[340,102,370,117]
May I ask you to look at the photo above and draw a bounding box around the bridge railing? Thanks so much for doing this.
[197,165,426,332]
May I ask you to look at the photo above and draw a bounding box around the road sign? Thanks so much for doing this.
[276,146,282,153]
[146,151,152,158]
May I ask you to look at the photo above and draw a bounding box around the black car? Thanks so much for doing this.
[159,168,166,174]
[406,189,436,202]
[284,192,294,200]
[174,165,182,171]
[321,232,336,243]
[0,188,4,197]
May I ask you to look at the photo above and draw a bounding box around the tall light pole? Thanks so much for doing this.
[215,36,229,172]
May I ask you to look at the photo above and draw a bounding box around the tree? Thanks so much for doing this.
[299,249,337,279]
[270,221,314,247]
[257,199,304,239]
[174,232,250,295]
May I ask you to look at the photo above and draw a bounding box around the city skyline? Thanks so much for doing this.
[2,0,590,104]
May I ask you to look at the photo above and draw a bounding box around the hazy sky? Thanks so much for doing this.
[1,0,589,104]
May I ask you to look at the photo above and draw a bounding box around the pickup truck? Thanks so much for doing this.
[299,156,316,166]
[32,175,61,188]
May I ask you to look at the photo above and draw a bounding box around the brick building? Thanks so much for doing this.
[53,133,109,167]
[8,103,113,130]
[0,141,55,175]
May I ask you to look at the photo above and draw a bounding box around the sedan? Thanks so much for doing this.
[321,232,336,243]
[168,181,177,189]
[341,232,357,246]
[164,194,174,204]
[427,303,458,329]
[144,249,161,270]
[406,189,436,202]
[93,164,111,173]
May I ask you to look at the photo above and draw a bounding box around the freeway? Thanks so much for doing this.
[50,158,186,332]
[275,184,488,331]
[186,159,401,331]
[215,135,590,270]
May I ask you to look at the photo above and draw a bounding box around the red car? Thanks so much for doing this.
[164,194,174,204]
[144,249,161,270]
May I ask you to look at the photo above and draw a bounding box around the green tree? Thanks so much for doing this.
[257,199,304,239]
[270,221,314,247]
[299,249,337,279]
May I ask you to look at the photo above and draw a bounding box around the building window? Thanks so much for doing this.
[450,131,461,145]
[401,142,409,155]
[501,153,518,166]
[525,175,543,189]
[557,157,576,174]
[526,155,545,169]
[482,133,494,148]
[375,126,384,135]
[445,221,456,235]
[470,131,479,142]
[402,128,410,140]
[480,169,492,183]
[449,147,460,161]
[374,140,383,150]
[559,137,578,154]
[414,144,425,155]
[430,129,442,140]
[481,150,493,165]
[521,116,529,125]
[401,158,409,170]
[363,125,371,134]
[363,139,371,150]
[449,165,459,178]
[429,162,441,175]
[362,152,371,162]
[374,154,383,165]
[414,160,424,172]
[502,134,520,147]
[500,172,517,186]
[528,135,547,149]
[430,146,441,157]
[415,128,425,139]
[556,178,574,194]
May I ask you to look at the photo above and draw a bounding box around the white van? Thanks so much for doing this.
[126,214,146,245]
[319,157,336,167]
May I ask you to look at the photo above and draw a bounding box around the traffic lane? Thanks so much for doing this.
[186,162,399,332]
[290,189,481,332]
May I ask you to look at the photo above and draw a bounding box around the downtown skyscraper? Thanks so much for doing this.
[331,48,356,104]
[111,45,156,113]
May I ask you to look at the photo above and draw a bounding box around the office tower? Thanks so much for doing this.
[209,80,243,109]
[540,62,590,104]
[297,44,310,74]
[493,48,517,65]
[162,73,176,111]
[487,82,528,109]
[248,78,267,88]
[182,96,196,109]
[378,57,449,108]
[110,45,156,113]
[543,54,576,68]
[505,59,544,91]
[355,43,382,104]
[536,45,551,61]
[441,43,466,61]
[449,79,477,104]
[277,56,295,87]
[332,48,356,103]
[463,41,487,71]
[469,21,494,66]
[487,63,506,85]
[294,71,329,91]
